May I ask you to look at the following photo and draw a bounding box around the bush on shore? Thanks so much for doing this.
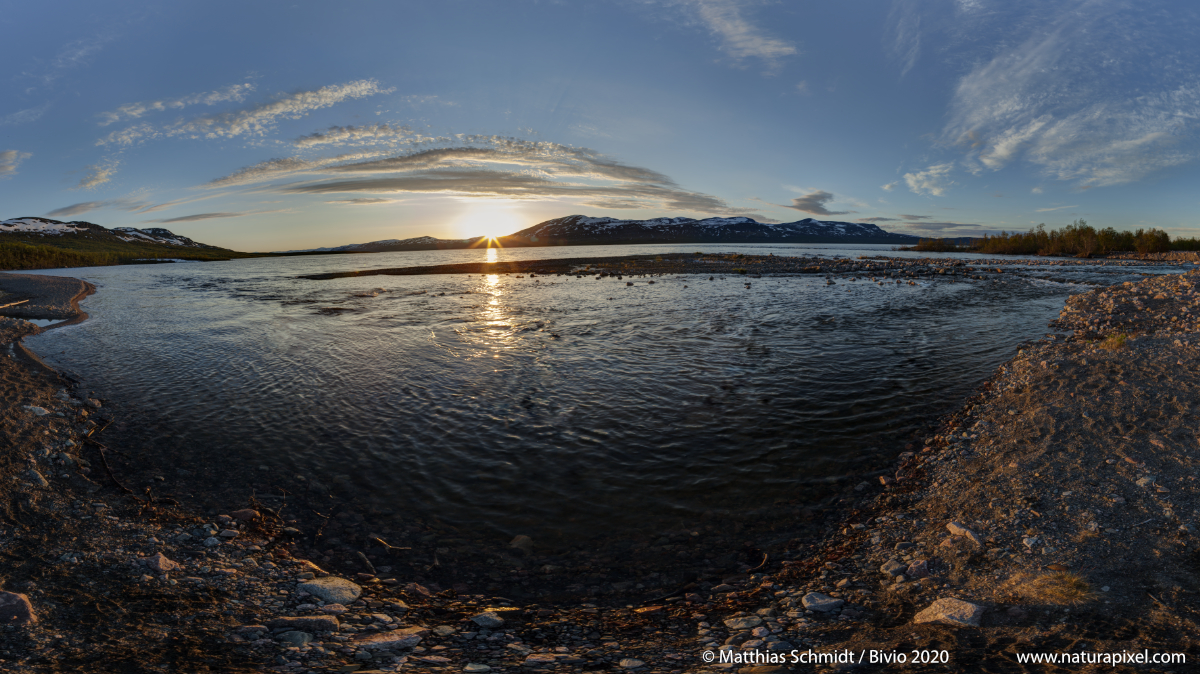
[909,238,962,252]
[972,220,1172,257]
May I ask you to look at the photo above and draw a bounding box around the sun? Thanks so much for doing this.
[456,201,523,240]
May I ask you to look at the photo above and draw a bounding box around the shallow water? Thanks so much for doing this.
[23,243,1190,545]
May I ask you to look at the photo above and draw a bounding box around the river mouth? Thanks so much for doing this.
[23,245,1191,598]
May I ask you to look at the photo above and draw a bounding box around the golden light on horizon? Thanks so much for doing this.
[456,201,522,240]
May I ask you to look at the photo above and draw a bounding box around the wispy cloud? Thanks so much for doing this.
[98,79,393,146]
[1,103,51,126]
[940,1,1200,187]
[294,123,412,147]
[899,214,932,220]
[881,181,898,191]
[0,150,32,178]
[325,197,401,205]
[657,0,796,67]
[781,190,852,215]
[887,0,922,77]
[97,83,256,126]
[1034,204,1079,212]
[44,198,149,219]
[858,216,900,222]
[145,209,288,224]
[75,160,120,189]
[903,163,955,196]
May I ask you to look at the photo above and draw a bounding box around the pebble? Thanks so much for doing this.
[353,626,428,650]
[618,658,646,669]
[267,616,340,632]
[464,665,492,672]
[278,630,314,646]
[470,611,505,628]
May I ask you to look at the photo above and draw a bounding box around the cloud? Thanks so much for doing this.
[149,212,244,223]
[98,83,256,126]
[98,79,393,146]
[206,135,759,217]
[44,199,149,218]
[899,214,932,220]
[940,1,1200,187]
[45,201,108,217]
[75,161,119,189]
[0,150,32,178]
[782,190,852,215]
[294,123,412,147]
[896,220,992,237]
[1034,204,1079,212]
[325,197,400,205]
[671,0,797,67]
[144,209,289,224]
[1,103,51,126]
[1031,186,1044,194]
[904,163,955,196]
[881,181,898,191]
[887,0,922,77]
[857,216,901,222]
[795,81,809,95]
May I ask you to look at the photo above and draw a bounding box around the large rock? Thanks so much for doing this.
[353,626,428,650]
[267,616,339,632]
[913,598,985,627]
[801,592,844,612]
[723,615,763,630]
[0,592,35,625]
[142,552,180,574]
[945,522,983,546]
[298,576,362,604]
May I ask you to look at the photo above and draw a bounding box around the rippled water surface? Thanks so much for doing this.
[24,243,1189,543]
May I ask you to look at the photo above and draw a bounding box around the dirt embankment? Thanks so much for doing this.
[777,270,1200,670]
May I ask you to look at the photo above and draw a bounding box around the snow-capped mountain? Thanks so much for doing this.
[505,214,919,245]
[286,214,919,253]
[1,217,214,248]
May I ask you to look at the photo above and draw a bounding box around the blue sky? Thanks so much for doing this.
[3,0,1200,251]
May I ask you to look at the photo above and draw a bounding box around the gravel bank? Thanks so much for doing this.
[4,263,1199,672]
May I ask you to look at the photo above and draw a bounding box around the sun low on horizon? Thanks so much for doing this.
[454,201,526,242]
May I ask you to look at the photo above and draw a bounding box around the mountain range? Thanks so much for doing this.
[286,215,920,253]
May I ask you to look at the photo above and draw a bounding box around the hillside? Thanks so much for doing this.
[303,214,919,253]
[0,217,250,270]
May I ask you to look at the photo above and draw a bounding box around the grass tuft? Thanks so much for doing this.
[1020,572,1097,605]
[1100,333,1129,350]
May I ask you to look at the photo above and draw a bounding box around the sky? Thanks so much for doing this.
[4,0,1200,251]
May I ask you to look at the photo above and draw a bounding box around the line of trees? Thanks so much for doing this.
[911,220,1194,257]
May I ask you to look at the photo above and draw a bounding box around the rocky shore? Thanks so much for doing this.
[300,250,1178,287]
[3,261,1199,672]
